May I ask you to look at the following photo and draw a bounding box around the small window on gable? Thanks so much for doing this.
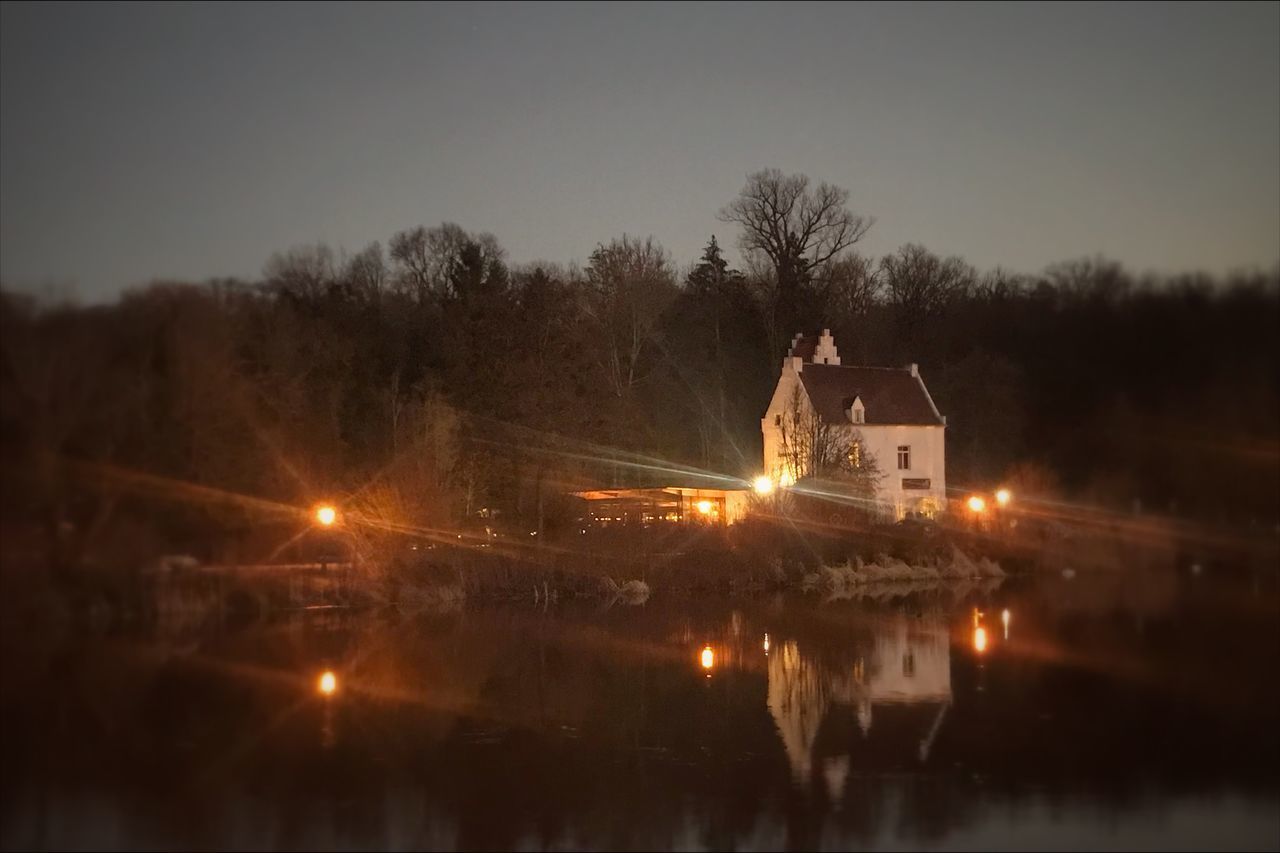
[897,445,910,470]
[853,407,864,424]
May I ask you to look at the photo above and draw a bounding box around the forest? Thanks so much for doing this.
[2,169,1277,563]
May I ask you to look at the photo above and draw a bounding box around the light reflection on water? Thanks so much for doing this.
[2,568,1277,851]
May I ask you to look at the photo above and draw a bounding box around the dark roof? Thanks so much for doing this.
[799,364,943,426]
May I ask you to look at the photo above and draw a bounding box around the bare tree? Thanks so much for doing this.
[582,235,677,398]
[344,242,387,301]
[389,223,504,302]
[880,243,975,342]
[720,168,872,278]
[1043,255,1131,302]
[776,385,883,500]
[264,244,336,301]
[822,252,881,319]
[720,168,873,360]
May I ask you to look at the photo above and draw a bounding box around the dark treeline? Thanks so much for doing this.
[2,169,1277,560]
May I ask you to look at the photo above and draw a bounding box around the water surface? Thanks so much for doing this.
[2,568,1277,850]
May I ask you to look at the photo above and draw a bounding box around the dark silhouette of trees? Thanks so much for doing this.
[1,169,1277,567]
[583,235,676,400]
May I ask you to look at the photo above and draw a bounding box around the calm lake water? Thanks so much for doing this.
[2,567,1277,851]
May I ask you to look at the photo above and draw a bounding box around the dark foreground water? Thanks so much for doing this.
[2,567,1278,851]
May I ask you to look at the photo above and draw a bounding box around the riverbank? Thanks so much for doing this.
[5,508,1274,636]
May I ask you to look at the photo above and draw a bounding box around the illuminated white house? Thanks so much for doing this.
[761,330,947,519]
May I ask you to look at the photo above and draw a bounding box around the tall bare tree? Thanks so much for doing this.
[720,168,873,359]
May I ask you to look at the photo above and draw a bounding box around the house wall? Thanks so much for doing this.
[760,359,805,479]
[851,424,947,519]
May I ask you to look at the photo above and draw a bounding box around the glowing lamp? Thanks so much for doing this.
[967,495,986,514]
[995,488,1011,507]
[696,500,713,515]
[700,646,714,670]
[752,475,774,496]
[973,627,988,654]
[318,670,337,695]
[315,505,338,526]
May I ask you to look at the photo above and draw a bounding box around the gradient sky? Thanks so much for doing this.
[2,1,1277,301]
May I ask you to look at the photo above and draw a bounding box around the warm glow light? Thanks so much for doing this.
[995,488,1012,507]
[315,505,337,526]
[967,495,986,514]
[752,475,774,496]
[973,626,988,653]
[778,471,795,488]
[763,633,770,653]
[700,646,714,670]
[1001,608,1011,639]
[318,670,337,695]
[696,500,713,515]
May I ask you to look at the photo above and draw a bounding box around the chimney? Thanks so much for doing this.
[785,332,806,373]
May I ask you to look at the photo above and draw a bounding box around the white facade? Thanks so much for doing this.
[760,330,947,519]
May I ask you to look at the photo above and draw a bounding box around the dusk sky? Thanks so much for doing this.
[2,1,1277,301]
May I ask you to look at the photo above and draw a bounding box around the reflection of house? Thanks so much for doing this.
[766,613,952,791]
[761,330,947,520]
[572,485,750,527]
[853,614,951,733]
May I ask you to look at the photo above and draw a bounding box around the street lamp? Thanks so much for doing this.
[752,475,774,496]
[995,488,1012,508]
[967,495,986,514]
[315,505,338,526]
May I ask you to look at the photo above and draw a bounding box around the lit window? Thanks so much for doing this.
[848,442,862,469]
[897,446,910,470]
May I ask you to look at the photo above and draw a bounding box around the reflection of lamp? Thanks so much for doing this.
[1001,608,1011,639]
[318,670,337,695]
[763,633,770,654]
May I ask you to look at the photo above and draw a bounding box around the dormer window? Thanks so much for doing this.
[845,395,866,424]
